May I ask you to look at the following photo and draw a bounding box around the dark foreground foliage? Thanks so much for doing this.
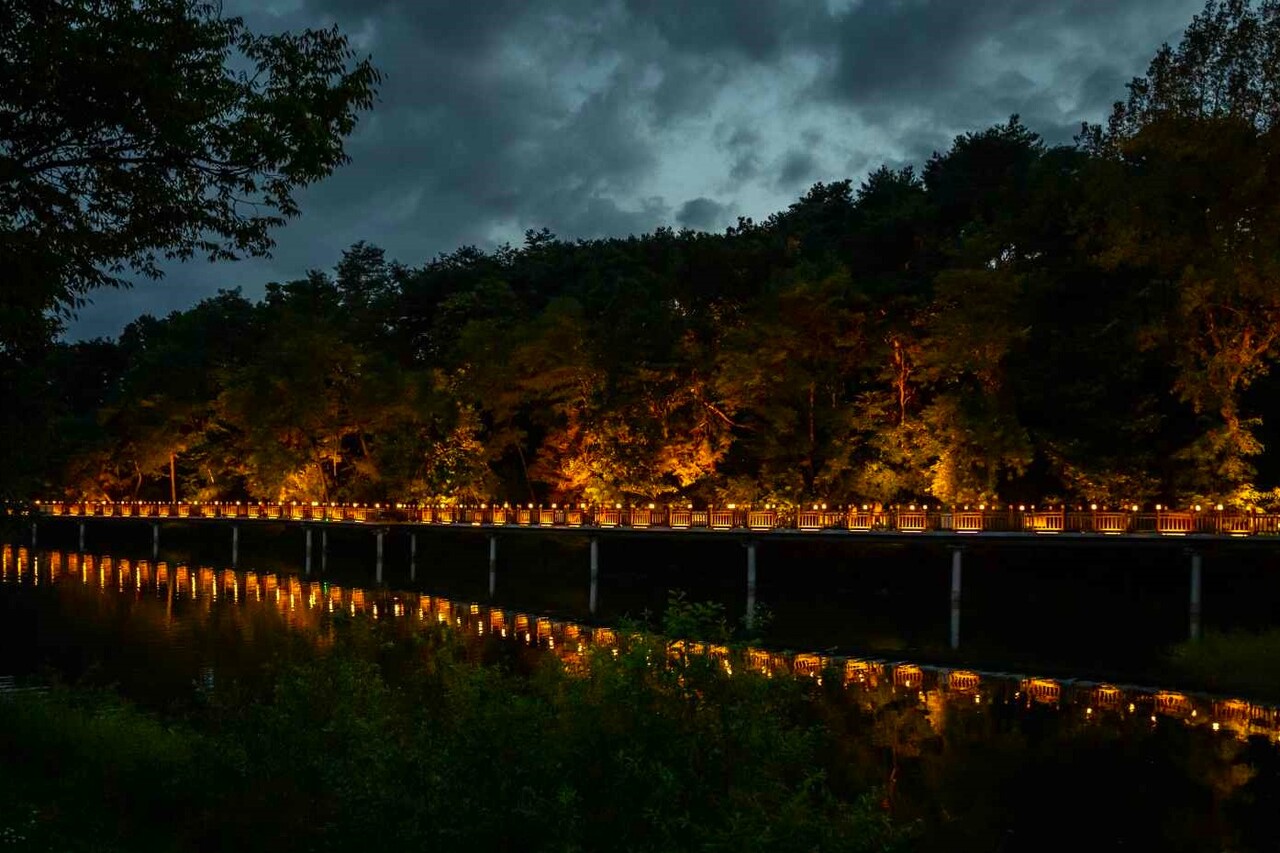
[1,603,1279,852]
[0,622,901,853]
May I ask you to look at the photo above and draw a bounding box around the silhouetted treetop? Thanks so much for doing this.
[0,0,381,354]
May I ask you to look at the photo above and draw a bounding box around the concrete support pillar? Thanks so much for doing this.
[30,521,37,549]
[78,521,85,552]
[488,534,497,598]
[321,529,328,573]
[1189,550,1203,642]
[375,529,385,584]
[151,522,159,560]
[745,540,758,630]
[950,547,963,651]
[589,537,600,616]
[409,532,417,581]
[231,525,240,568]
[305,527,313,576]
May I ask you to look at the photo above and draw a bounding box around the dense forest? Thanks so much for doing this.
[9,1,1280,510]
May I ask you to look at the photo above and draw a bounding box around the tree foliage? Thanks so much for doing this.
[16,0,1280,509]
[0,0,381,353]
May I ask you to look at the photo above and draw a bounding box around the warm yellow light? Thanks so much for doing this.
[1212,722,1220,731]
[1156,503,1162,511]
[1132,505,1139,511]
[1216,504,1224,511]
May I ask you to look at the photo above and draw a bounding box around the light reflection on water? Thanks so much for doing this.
[3,543,1279,744]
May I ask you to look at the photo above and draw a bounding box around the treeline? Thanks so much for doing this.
[17,4,1280,508]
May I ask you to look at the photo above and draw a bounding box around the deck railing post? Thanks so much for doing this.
[488,534,497,598]
[1189,549,1203,642]
[375,529,384,584]
[589,537,600,616]
[950,547,963,650]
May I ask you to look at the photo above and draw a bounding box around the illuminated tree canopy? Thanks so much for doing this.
[12,0,1280,509]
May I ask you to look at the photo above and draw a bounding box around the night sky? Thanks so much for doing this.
[68,0,1203,339]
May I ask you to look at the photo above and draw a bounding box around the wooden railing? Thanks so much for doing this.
[16,501,1280,538]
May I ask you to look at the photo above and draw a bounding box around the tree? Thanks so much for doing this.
[1083,0,1280,500]
[0,0,381,353]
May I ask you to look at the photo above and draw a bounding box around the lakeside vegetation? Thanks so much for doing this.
[2,601,1278,853]
[8,2,1280,512]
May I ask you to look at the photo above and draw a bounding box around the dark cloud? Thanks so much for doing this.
[817,0,1202,156]
[776,148,818,190]
[66,0,1209,338]
[676,197,730,231]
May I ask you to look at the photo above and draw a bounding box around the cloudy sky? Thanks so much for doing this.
[68,0,1204,339]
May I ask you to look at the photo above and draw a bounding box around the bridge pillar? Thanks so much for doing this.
[151,522,159,560]
[78,521,85,552]
[589,537,600,616]
[305,527,313,576]
[950,547,963,650]
[488,534,497,598]
[409,532,417,581]
[30,521,37,549]
[375,529,385,584]
[231,525,239,568]
[745,540,758,630]
[321,529,328,573]
[1189,549,1202,642]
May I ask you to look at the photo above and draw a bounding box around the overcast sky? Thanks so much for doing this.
[67,0,1204,340]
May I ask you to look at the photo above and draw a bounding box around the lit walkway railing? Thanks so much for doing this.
[17,500,1280,538]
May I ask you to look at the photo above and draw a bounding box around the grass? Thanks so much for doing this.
[1165,628,1280,701]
